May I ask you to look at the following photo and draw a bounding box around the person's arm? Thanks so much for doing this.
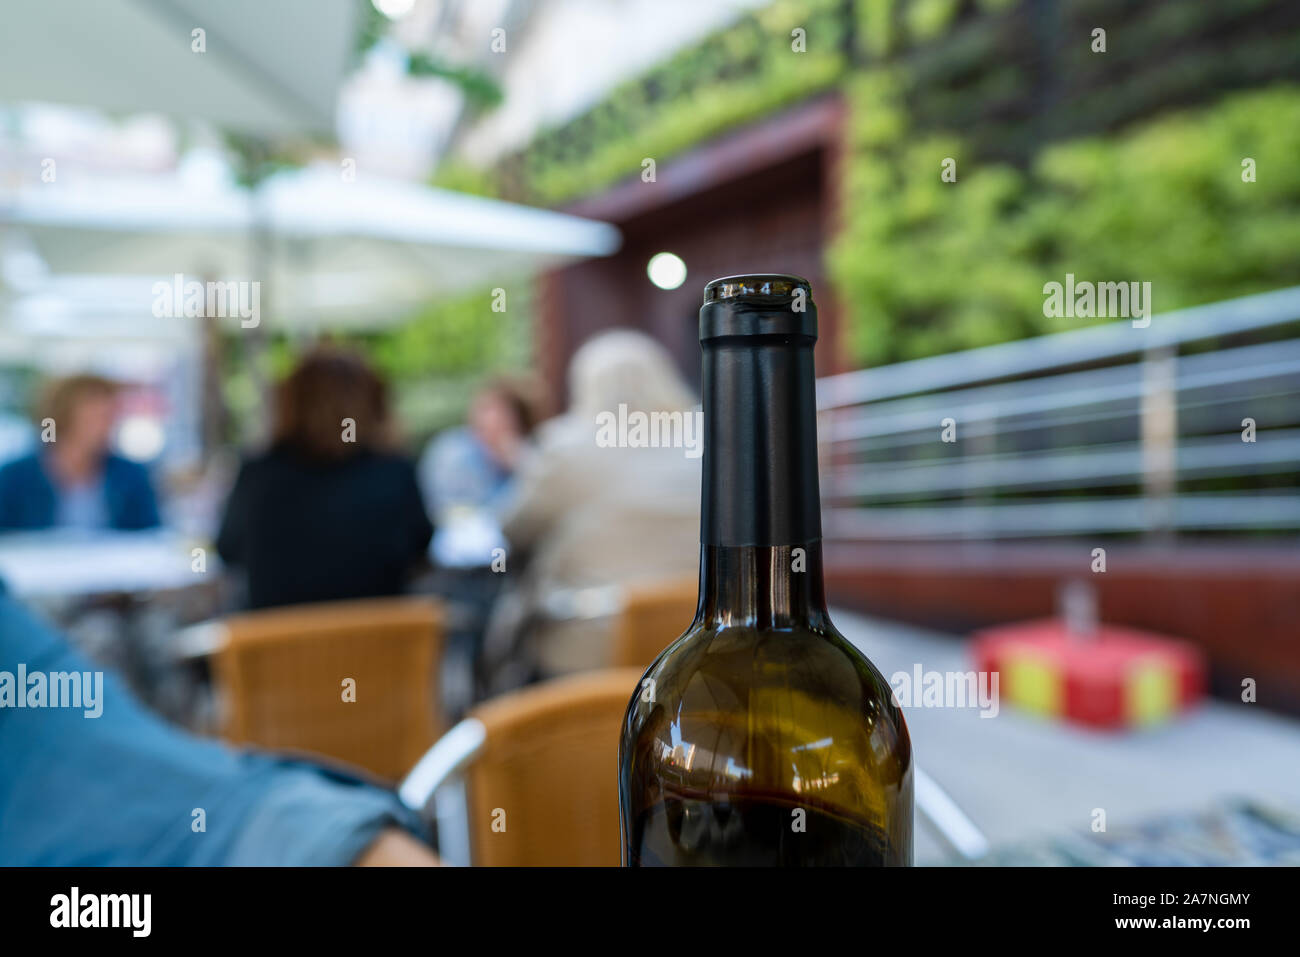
[215,463,249,565]
[420,429,479,515]
[0,463,16,530]
[0,591,436,866]
[105,457,162,530]
[131,463,162,529]
[354,828,441,866]
[0,456,48,531]
[399,460,434,559]
[498,445,572,554]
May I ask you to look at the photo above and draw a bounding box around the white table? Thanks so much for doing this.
[0,530,213,599]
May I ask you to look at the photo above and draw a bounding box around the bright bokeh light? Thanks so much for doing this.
[647,252,687,290]
[372,0,416,20]
[116,415,166,462]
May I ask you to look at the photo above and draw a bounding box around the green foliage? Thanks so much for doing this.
[431,159,502,198]
[829,82,1300,366]
[353,1,502,108]
[361,286,530,380]
[353,0,1299,416]
[352,0,391,63]
[222,133,309,188]
[510,0,848,204]
[905,0,961,42]
[355,284,533,436]
[406,53,503,109]
[856,0,897,57]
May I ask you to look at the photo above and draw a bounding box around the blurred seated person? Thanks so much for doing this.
[216,348,432,610]
[0,374,160,533]
[485,330,701,685]
[419,376,541,517]
[0,581,436,865]
[418,376,542,567]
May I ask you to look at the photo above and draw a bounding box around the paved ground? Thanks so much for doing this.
[834,609,1300,865]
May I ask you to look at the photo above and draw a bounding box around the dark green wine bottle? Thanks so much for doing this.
[618,274,913,866]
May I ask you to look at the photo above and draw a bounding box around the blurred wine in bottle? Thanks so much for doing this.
[618,274,913,866]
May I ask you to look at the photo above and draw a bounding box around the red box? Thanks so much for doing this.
[971,619,1206,729]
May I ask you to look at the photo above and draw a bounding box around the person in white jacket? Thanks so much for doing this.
[488,329,702,684]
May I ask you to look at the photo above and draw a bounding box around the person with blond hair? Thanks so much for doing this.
[485,329,702,684]
[0,374,160,532]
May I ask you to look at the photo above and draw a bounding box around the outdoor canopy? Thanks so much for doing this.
[0,0,357,135]
[0,0,622,332]
[1,161,622,331]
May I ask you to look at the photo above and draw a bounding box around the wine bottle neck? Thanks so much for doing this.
[696,544,830,629]
[699,335,822,547]
[697,328,826,628]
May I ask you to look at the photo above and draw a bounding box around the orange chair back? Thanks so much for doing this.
[463,668,643,866]
[213,597,444,784]
[611,576,698,668]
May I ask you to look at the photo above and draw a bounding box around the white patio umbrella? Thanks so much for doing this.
[1,160,621,329]
[257,164,622,327]
[0,0,357,135]
[0,162,250,289]
[0,0,620,462]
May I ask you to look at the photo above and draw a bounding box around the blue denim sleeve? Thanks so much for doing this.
[0,593,427,866]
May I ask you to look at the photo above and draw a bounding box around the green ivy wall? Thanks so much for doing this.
[411,0,1300,401]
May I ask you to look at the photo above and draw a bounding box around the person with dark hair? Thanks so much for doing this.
[216,349,433,610]
[418,376,542,522]
[0,374,160,532]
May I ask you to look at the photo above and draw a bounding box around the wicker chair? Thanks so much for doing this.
[399,668,643,866]
[212,596,445,784]
[610,576,698,669]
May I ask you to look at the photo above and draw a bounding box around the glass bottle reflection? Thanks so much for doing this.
[621,543,912,866]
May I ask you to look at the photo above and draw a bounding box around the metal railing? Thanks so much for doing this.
[816,287,1300,541]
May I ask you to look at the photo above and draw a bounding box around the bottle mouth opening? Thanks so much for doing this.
[702,274,812,305]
